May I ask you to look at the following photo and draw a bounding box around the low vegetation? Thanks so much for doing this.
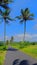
[0,42,8,65]
[0,41,37,65]
[11,41,37,59]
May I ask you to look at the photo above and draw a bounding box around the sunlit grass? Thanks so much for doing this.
[0,51,6,65]
[11,42,37,59]
[0,45,8,65]
[20,45,37,59]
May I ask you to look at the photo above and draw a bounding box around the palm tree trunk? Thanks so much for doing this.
[4,21,6,43]
[23,21,26,42]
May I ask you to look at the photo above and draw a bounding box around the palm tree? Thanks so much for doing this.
[0,9,14,42]
[16,8,34,42]
[0,0,13,9]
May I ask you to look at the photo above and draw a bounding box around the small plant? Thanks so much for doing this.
[3,46,6,50]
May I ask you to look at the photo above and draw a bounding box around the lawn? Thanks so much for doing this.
[0,51,6,65]
[20,45,37,59]
[11,42,37,59]
[0,44,8,65]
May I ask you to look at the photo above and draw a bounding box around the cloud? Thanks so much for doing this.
[14,33,37,42]
[0,33,37,42]
[0,36,11,41]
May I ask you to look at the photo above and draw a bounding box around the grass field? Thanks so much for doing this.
[0,51,6,65]
[0,44,8,65]
[0,41,37,65]
[11,42,37,59]
[20,45,37,59]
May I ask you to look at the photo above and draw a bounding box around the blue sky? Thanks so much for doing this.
[0,0,37,41]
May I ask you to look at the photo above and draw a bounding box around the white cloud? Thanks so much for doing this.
[14,33,37,42]
[0,33,37,42]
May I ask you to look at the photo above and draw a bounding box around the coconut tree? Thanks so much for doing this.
[0,0,13,9]
[0,9,14,42]
[16,8,34,42]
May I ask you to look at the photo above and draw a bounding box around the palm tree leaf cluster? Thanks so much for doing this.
[0,9,13,23]
[0,0,13,23]
[0,0,13,4]
[0,0,13,9]
[16,8,34,23]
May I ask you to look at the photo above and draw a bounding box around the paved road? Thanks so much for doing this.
[4,47,37,65]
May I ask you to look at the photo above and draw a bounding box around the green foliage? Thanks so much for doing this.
[6,40,9,45]
[0,42,4,46]
[11,41,37,49]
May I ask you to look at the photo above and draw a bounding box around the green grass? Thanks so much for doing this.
[11,42,37,59]
[0,44,8,65]
[20,45,37,59]
[0,41,37,65]
[0,51,6,65]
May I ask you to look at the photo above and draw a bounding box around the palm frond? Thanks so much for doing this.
[0,4,9,9]
[21,9,24,16]
[24,8,30,16]
[0,0,13,4]
[25,8,29,12]
[7,17,15,21]
[5,9,10,15]
[28,17,34,20]
[29,14,34,17]
[15,15,23,19]
[20,20,24,23]
[0,9,3,14]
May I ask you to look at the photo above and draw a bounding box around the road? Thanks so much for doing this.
[4,47,37,65]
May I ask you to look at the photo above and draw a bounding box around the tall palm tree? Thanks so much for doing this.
[16,8,34,42]
[0,9,14,42]
[0,0,13,9]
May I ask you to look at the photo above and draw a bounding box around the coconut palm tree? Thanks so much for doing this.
[0,9,14,42]
[16,8,34,42]
[0,0,13,9]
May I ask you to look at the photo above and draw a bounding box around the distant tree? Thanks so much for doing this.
[16,8,34,42]
[10,36,14,43]
[6,40,9,45]
[0,9,14,42]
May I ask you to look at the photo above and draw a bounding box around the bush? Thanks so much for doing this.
[32,42,35,45]
[0,42,4,46]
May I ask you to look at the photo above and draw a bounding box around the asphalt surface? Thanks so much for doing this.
[4,47,37,65]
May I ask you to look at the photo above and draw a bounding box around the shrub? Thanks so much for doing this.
[0,41,4,46]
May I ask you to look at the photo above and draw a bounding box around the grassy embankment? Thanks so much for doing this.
[11,42,37,59]
[0,42,8,65]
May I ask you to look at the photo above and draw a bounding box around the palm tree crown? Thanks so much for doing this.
[16,8,34,23]
[0,0,13,9]
[0,9,13,23]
